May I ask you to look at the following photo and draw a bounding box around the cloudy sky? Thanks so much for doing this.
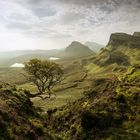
[0,0,140,51]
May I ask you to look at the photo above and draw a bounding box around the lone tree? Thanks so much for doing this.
[24,58,63,97]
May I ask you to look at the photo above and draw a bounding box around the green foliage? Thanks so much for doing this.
[0,84,39,139]
[24,58,63,96]
[0,83,63,140]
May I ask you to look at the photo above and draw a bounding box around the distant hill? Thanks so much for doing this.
[85,41,104,52]
[65,41,94,56]
[0,49,61,67]
[65,41,94,55]
[0,49,60,59]
[0,42,95,67]
[9,53,51,63]
[55,41,95,59]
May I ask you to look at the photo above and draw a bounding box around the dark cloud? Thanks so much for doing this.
[21,0,140,18]
[24,0,140,7]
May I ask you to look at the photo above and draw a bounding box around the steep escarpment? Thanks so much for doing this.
[133,32,140,37]
[107,32,140,49]
[85,32,140,67]
[107,33,131,47]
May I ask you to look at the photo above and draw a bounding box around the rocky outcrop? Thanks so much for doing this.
[107,32,140,48]
[133,32,140,37]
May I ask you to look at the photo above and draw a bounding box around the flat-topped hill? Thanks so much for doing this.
[133,32,140,37]
[107,32,140,48]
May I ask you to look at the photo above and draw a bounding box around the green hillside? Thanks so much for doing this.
[45,65,140,139]
[0,32,140,140]
[85,32,140,67]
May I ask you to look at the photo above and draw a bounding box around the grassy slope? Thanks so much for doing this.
[0,68,27,84]
[0,53,128,111]
[45,66,140,140]
[0,83,59,140]
[0,62,139,140]
[0,57,120,111]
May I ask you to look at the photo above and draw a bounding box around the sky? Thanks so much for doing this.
[0,0,140,51]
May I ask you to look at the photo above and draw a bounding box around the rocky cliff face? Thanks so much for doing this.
[133,32,140,37]
[107,32,140,48]
[88,32,140,67]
